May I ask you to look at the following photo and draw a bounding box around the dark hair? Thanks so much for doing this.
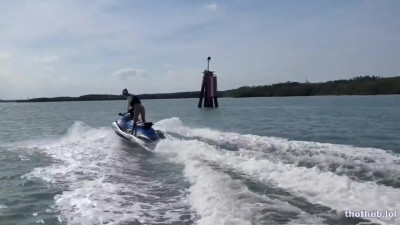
[130,96,141,106]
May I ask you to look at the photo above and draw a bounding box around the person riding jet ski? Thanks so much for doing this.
[121,88,146,133]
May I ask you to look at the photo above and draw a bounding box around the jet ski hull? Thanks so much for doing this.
[111,117,165,151]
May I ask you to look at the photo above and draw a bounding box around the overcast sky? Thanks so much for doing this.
[1,0,399,99]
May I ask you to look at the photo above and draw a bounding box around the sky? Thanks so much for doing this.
[0,0,400,99]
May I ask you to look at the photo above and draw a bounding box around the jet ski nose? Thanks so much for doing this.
[117,121,125,130]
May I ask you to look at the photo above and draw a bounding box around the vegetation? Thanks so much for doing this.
[9,92,201,103]
[1,76,399,103]
[221,76,400,98]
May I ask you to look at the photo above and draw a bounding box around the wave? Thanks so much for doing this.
[155,139,327,225]
[154,117,400,225]
[21,121,194,225]
[18,119,400,224]
[156,118,400,188]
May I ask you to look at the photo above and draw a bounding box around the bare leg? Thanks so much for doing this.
[141,106,146,122]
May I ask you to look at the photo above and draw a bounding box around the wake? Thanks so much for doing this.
[154,117,400,225]
[20,121,194,225]
[16,119,400,225]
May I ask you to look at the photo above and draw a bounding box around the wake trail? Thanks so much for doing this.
[154,118,400,225]
[18,121,194,225]
[156,118,400,188]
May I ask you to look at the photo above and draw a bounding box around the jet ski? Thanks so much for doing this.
[112,113,165,151]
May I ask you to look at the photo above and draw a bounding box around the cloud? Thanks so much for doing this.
[44,65,55,71]
[0,52,13,66]
[31,55,60,72]
[113,68,149,80]
[0,67,12,75]
[0,52,12,59]
[32,55,60,63]
[202,3,218,12]
[1,1,400,99]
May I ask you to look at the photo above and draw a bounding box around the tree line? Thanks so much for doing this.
[221,76,400,98]
[1,76,399,102]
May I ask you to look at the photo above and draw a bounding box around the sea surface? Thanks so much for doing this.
[0,96,399,225]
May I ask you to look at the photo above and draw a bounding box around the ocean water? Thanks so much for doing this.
[0,96,399,225]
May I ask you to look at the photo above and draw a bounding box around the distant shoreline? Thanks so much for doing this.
[1,76,399,103]
[2,95,400,104]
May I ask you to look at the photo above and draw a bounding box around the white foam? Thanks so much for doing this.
[23,121,192,224]
[35,219,45,224]
[156,118,400,163]
[156,118,400,187]
[156,139,326,225]
[155,118,400,224]
[19,119,400,224]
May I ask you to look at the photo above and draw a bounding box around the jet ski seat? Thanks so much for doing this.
[143,122,154,129]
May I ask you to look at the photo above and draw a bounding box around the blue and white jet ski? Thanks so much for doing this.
[112,113,165,150]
